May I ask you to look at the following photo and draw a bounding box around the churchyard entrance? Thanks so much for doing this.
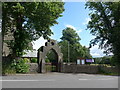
[37,39,63,73]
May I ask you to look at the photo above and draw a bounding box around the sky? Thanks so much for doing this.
[32,2,107,58]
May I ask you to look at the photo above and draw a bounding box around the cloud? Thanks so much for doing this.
[76,29,83,34]
[90,45,105,57]
[83,18,91,25]
[66,24,76,30]
[32,37,47,50]
[65,24,82,34]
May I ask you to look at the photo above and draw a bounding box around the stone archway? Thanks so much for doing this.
[37,39,63,73]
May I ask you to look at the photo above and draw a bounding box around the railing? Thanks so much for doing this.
[45,63,58,72]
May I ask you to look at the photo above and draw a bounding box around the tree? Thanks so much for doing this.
[59,27,92,62]
[60,27,80,45]
[2,2,64,59]
[85,2,120,65]
[82,46,92,58]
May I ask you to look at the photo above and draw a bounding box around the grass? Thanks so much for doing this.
[90,64,113,67]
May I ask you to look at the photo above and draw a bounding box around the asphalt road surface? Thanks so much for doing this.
[1,72,119,88]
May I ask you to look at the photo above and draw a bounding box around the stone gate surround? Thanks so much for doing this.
[37,39,63,73]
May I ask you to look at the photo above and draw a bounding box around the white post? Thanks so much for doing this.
[68,41,70,64]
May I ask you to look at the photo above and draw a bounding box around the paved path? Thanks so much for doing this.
[2,73,119,88]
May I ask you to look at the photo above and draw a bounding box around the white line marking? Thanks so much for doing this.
[97,78,116,80]
[1,79,55,81]
[79,78,117,81]
[78,79,88,80]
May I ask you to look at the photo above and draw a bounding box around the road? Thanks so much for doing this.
[1,72,119,88]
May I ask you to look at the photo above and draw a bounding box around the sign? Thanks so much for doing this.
[81,59,85,64]
[77,59,80,64]
[86,59,94,62]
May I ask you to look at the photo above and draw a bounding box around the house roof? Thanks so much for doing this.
[22,50,37,57]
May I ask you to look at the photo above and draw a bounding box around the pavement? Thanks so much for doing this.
[1,72,119,88]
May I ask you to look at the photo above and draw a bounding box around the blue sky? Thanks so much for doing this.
[33,2,108,58]
[51,2,92,47]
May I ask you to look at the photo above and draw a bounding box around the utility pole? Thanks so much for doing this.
[68,41,70,64]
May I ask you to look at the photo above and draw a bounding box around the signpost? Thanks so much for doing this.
[86,59,94,63]
[77,59,80,64]
[81,59,85,65]
[77,58,94,65]
[86,59,94,64]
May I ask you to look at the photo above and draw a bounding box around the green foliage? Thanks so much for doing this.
[2,61,16,75]
[2,58,17,75]
[31,58,37,63]
[85,2,120,65]
[2,2,64,58]
[23,58,30,63]
[110,56,119,66]
[45,58,50,63]
[94,56,117,66]
[59,27,92,62]
[12,58,30,73]
[2,58,30,74]
[60,27,81,45]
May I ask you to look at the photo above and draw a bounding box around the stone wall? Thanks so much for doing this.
[62,64,118,74]
[62,64,99,74]
[27,63,38,73]
[98,65,118,74]
[27,63,119,74]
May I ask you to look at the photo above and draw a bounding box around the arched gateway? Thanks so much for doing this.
[37,39,63,73]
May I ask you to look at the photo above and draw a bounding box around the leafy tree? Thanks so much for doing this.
[82,46,92,58]
[59,27,92,62]
[60,27,80,45]
[99,56,111,64]
[85,2,120,65]
[2,2,64,59]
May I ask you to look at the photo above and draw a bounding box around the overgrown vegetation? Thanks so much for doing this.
[2,58,30,74]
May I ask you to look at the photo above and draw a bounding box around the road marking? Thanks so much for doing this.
[79,78,117,81]
[97,78,116,80]
[78,79,88,80]
[1,79,55,81]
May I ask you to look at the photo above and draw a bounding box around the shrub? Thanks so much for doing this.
[16,59,29,73]
[23,58,30,63]
[31,58,37,63]
[2,64,16,75]
[45,58,50,63]
[14,58,30,73]
[2,59,16,75]
[2,58,30,74]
